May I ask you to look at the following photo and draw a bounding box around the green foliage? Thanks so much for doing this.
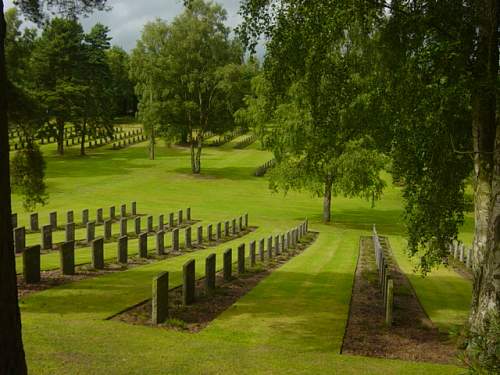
[107,46,136,117]
[10,143,48,211]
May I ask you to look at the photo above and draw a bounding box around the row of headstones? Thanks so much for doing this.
[372,225,394,327]
[234,134,257,149]
[206,127,245,147]
[254,159,276,177]
[13,206,192,254]
[151,220,309,324]
[12,202,140,232]
[112,135,147,149]
[448,241,473,269]
[19,211,248,284]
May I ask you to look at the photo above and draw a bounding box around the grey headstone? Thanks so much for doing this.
[65,222,75,242]
[30,213,39,231]
[117,236,128,264]
[223,248,232,282]
[120,204,127,217]
[169,213,174,228]
[158,215,164,231]
[275,235,281,255]
[14,227,26,253]
[66,210,74,224]
[132,201,137,216]
[281,234,285,253]
[120,218,128,237]
[244,213,249,229]
[186,207,191,221]
[139,232,148,258]
[49,211,57,229]
[183,259,195,306]
[239,216,243,233]
[23,245,41,283]
[466,248,473,268]
[109,206,116,219]
[41,225,52,250]
[178,210,183,226]
[104,219,112,240]
[134,217,141,235]
[156,230,165,255]
[172,228,179,252]
[87,221,96,243]
[216,222,222,241]
[267,236,273,258]
[238,244,245,274]
[224,221,230,237]
[232,219,237,235]
[92,237,105,269]
[250,241,256,266]
[97,208,104,223]
[60,241,75,275]
[185,227,192,249]
[152,272,169,325]
[259,238,265,261]
[205,253,216,292]
[147,216,153,232]
[207,224,213,242]
[82,209,89,225]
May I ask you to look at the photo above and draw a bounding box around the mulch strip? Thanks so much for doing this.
[111,233,319,333]
[341,236,459,365]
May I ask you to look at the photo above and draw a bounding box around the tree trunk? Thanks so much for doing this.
[194,135,202,174]
[323,176,333,223]
[469,0,499,332]
[80,120,86,156]
[149,127,155,160]
[56,118,65,155]
[0,2,28,373]
[190,139,196,173]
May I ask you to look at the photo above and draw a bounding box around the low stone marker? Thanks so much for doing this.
[97,208,103,223]
[250,241,256,266]
[65,222,75,242]
[466,248,473,268]
[197,226,203,246]
[169,213,174,228]
[232,219,237,235]
[216,222,222,241]
[239,217,243,232]
[178,210,183,226]
[66,211,75,224]
[134,217,141,235]
[82,209,89,225]
[92,237,105,269]
[185,227,192,249]
[172,228,179,252]
[120,218,128,237]
[186,207,191,221]
[117,236,128,264]
[156,230,165,255]
[41,225,52,250]
[152,272,169,325]
[385,278,394,326]
[224,221,230,237]
[60,241,75,275]
[132,201,137,216]
[109,206,116,219]
[459,245,465,263]
[223,248,232,281]
[275,235,280,255]
[12,213,18,229]
[158,215,164,231]
[87,221,96,243]
[13,227,26,254]
[244,213,249,229]
[259,238,265,261]
[238,244,245,274]
[207,224,213,242]
[49,211,57,229]
[183,259,196,305]
[205,253,216,292]
[120,204,127,217]
[267,236,273,258]
[23,245,41,283]
[104,219,112,240]
[147,216,153,233]
[139,232,148,258]
[30,213,39,231]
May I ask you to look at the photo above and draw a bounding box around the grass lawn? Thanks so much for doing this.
[13,137,471,374]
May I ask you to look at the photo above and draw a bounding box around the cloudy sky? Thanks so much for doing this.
[3,0,245,51]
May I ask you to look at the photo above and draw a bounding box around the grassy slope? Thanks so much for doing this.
[14,139,469,374]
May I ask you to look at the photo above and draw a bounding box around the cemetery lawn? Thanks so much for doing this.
[14,139,472,374]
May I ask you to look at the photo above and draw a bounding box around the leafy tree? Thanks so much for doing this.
[107,46,136,117]
[0,1,108,373]
[130,0,243,171]
[31,17,87,155]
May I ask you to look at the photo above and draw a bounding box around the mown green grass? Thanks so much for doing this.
[14,137,471,374]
